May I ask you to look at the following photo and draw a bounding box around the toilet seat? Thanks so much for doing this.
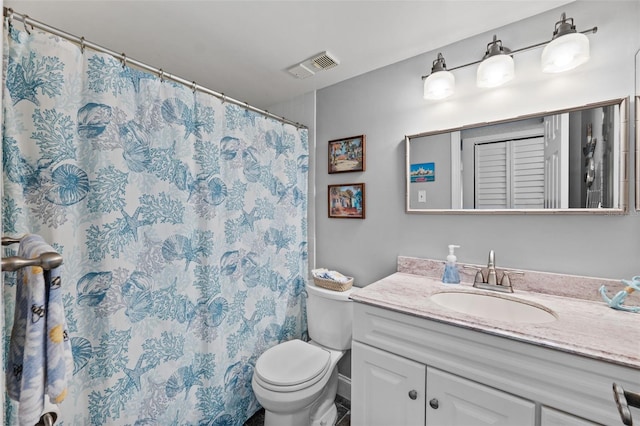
[255,340,331,392]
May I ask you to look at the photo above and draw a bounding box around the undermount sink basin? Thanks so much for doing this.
[430,291,557,324]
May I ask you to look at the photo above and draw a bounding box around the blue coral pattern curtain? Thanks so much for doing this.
[2,25,308,425]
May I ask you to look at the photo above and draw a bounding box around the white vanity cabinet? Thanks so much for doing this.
[352,341,535,426]
[351,302,638,426]
[352,341,425,425]
[426,367,535,425]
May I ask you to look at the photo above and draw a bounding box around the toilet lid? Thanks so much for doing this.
[255,339,331,388]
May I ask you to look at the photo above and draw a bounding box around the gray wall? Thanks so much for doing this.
[316,1,640,287]
[268,92,317,273]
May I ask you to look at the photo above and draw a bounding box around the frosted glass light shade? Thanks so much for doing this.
[476,54,514,88]
[423,71,455,100]
[541,32,590,73]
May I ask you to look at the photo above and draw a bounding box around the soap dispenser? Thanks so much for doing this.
[442,245,461,284]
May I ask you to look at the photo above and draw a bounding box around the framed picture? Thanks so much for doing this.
[328,183,365,219]
[328,135,366,174]
[410,162,435,182]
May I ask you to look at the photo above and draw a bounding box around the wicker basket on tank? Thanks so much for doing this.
[313,276,354,292]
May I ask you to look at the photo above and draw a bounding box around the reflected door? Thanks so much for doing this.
[474,136,544,209]
[544,113,569,208]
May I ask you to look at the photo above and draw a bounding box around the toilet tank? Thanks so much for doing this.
[306,282,356,350]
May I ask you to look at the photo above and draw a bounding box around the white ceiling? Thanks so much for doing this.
[6,0,573,110]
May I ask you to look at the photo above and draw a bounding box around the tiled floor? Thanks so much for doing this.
[243,395,350,426]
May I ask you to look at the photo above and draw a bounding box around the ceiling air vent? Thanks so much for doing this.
[310,51,339,71]
[287,51,340,79]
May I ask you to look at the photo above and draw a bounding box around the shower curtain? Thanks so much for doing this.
[2,24,308,425]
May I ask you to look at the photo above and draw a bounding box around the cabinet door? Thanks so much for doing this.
[541,406,599,425]
[426,367,535,426]
[352,341,426,426]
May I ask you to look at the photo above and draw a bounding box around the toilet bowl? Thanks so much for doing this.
[252,340,344,426]
[252,282,355,426]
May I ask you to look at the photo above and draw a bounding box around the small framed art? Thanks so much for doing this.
[328,135,366,174]
[410,162,435,182]
[328,183,365,219]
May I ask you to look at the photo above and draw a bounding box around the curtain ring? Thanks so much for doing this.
[158,68,164,83]
[121,53,127,69]
[191,81,197,93]
[220,93,226,104]
[6,8,14,30]
[79,36,85,54]
[23,15,31,35]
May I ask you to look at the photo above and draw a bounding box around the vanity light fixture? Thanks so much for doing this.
[420,12,596,100]
[476,35,514,88]
[541,13,590,73]
[423,53,455,100]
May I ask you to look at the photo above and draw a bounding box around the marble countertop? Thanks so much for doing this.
[351,272,640,369]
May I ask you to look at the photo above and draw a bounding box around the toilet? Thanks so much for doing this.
[252,281,355,426]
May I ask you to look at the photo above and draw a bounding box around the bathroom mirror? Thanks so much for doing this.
[406,98,629,214]
[636,96,640,212]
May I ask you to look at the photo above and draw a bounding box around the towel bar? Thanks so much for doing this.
[2,236,22,245]
[36,411,56,426]
[613,382,640,426]
[1,235,63,272]
[1,253,63,272]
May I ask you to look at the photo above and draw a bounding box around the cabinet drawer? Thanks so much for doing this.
[540,406,599,426]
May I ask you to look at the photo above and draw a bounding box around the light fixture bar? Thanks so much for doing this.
[421,26,597,79]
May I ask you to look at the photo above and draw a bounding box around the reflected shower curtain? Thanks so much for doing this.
[2,25,308,425]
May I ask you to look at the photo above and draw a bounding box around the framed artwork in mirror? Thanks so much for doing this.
[410,162,435,182]
[328,135,366,173]
[328,183,365,219]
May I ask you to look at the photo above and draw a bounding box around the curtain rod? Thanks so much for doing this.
[2,7,307,130]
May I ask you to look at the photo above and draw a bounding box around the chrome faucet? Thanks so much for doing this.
[486,250,498,285]
[470,250,521,293]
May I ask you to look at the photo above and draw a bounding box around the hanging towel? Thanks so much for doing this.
[7,234,73,426]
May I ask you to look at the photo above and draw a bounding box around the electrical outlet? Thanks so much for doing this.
[418,190,426,203]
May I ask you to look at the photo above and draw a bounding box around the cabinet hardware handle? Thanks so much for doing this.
[613,382,640,426]
[429,398,439,409]
[408,390,418,400]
